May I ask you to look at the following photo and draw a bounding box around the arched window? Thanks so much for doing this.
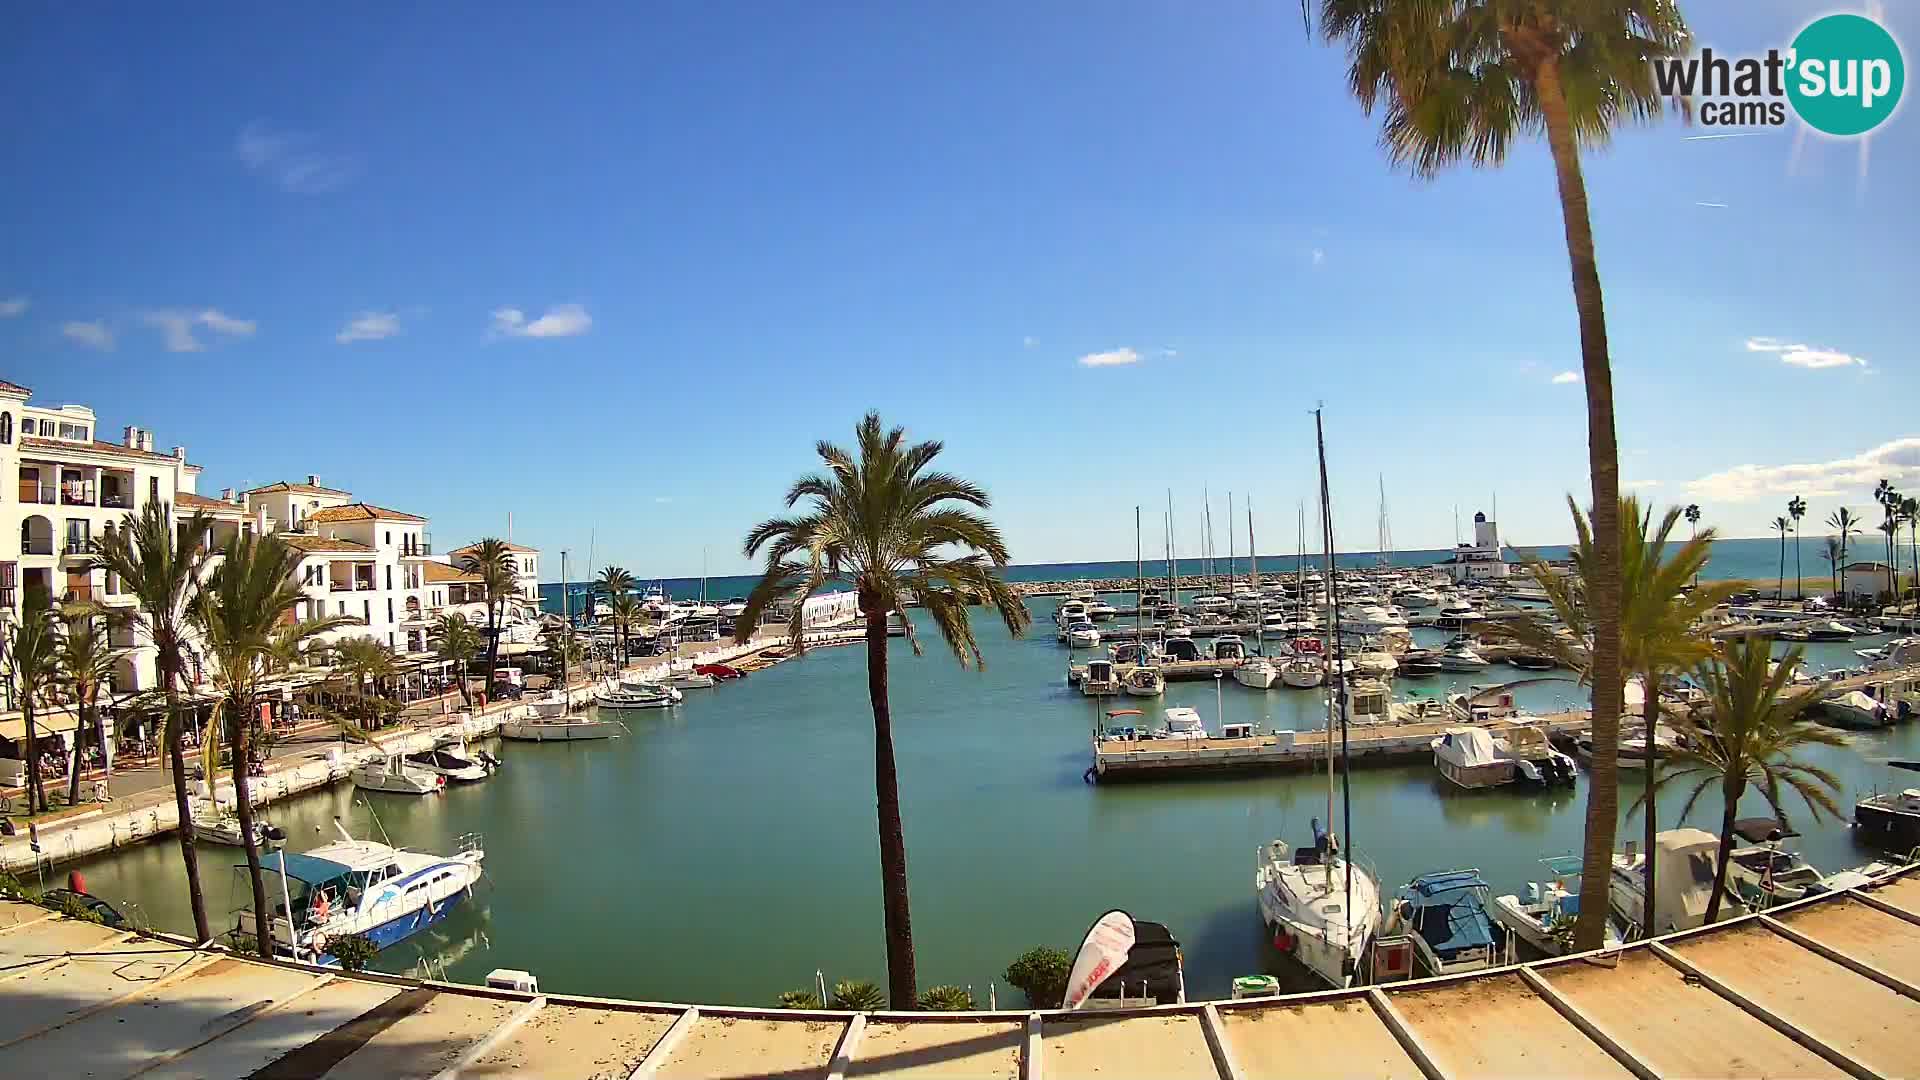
[0,412,11,444]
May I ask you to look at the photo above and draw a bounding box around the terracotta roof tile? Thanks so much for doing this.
[424,562,483,584]
[20,436,189,464]
[174,491,246,516]
[245,480,354,497]
[307,502,428,524]
[279,533,376,554]
[0,380,30,395]
[450,541,538,554]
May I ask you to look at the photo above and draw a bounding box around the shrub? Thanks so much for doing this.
[776,989,823,1009]
[917,985,974,1011]
[0,870,25,899]
[328,932,380,972]
[1005,946,1071,1009]
[54,893,104,925]
[830,979,886,1011]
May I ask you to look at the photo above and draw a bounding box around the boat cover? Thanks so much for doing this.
[1436,727,1500,767]
[1402,872,1495,960]
[1090,920,1183,1002]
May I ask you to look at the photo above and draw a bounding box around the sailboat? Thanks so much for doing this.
[1278,503,1325,688]
[1257,411,1382,988]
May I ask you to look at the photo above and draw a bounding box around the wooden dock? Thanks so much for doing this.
[1090,712,1589,781]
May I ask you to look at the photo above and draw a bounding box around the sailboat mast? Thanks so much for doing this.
[1203,486,1214,596]
[1315,408,1355,948]
[1167,490,1177,603]
[1227,491,1236,596]
[1248,501,1259,653]
[560,549,570,686]
[1135,506,1143,640]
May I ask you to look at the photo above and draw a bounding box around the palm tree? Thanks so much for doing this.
[1771,516,1791,602]
[736,413,1030,1005]
[431,614,482,706]
[458,539,517,695]
[1787,495,1808,600]
[191,532,353,957]
[1828,508,1860,604]
[608,594,643,668]
[54,604,127,806]
[1824,535,1844,596]
[1902,496,1920,609]
[93,503,216,942]
[1875,480,1901,602]
[1313,0,1689,952]
[3,590,62,814]
[596,565,635,629]
[1645,636,1843,922]
[330,636,401,731]
[1684,504,1702,589]
[1498,496,1737,939]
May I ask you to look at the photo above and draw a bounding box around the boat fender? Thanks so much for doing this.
[1083,766,1097,785]
[1272,927,1295,953]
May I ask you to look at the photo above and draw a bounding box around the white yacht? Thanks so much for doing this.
[1491,855,1621,957]
[193,808,286,849]
[1395,587,1440,609]
[1280,657,1326,688]
[1256,823,1381,988]
[1234,656,1279,689]
[1190,594,1232,614]
[1161,707,1208,739]
[662,660,716,689]
[1087,599,1118,621]
[1343,605,1408,634]
[718,597,749,618]
[404,737,498,783]
[239,825,485,966]
[351,753,444,795]
[1081,658,1123,696]
[1122,665,1166,697]
[1438,639,1491,671]
[1211,635,1248,661]
[596,681,683,710]
[1431,727,1514,789]
[1351,649,1398,678]
[1609,828,1733,937]
[1066,622,1101,649]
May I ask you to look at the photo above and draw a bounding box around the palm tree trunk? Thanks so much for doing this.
[1538,56,1625,954]
[1705,778,1741,924]
[22,700,45,814]
[164,676,212,942]
[66,698,87,806]
[1794,524,1802,599]
[1777,533,1785,602]
[485,602,501,703]
[230,693,272,958]
[1640,671,1658,936]
[862,595,916,1007]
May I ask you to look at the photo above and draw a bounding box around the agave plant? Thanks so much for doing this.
[776,989,824,1010]
[917,985,974,1012]
[830,979,887,1012]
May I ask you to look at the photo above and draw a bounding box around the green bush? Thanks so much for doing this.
[55,893,104,925]
[0,870,25,899]
[830,979,887,1011]
[1005,946,1071,1009]
[917,984,974,1011]
[776,989,823,1009]
[328,932,380,972]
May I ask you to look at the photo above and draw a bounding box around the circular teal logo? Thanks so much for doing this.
[1788,14,1904,136]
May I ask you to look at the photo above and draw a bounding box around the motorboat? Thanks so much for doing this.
[1162,636,1202,662]
[1280,657,1325,688]
[1492,855,1620,957]
[1802,620,1862,642]
[595,682,683,709]
[1819,689,1890,730]
[1434,601,1486,630]
[1860,637,1920,669]
[1054,601,1090,637]
[718,597,749,618]
[1394,587,1440,609]
[1066,622,1101,649]
[1081,658,1122,696]
[1351,649,1398,678]
[1160,707,1208,740]
[193,809,287,849]
[1190,594,1232,613]
[238,824,485,966]
[351,753,444,796]
[1854,761,1920,850]
[663,661,717,689]
[695,663,745,680]
[1111,640,1161,666]
[1343,605,1408,634]
[1438,639,1491,671]
[1431,727,1514,789]
[1398,649,1443,678]
[1087,600,1118,622]
[1234,656,1279,689]
[1497,723,1577,786]
[525,693,570,720]
[1255,820,1382,988]
[1723,818,1825,908]
[1508,651,1557,671]
[1122,665,1166,697]
[1382,871,1506,976]
[1211,635,1247,662]
[1576,722,1682,765]
[1446,685,1520,724]
[405,737,497,783]
[1609,827,1734,937]
[1343,677,1394,726]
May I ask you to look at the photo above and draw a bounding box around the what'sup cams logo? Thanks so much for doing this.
[1654,13,1905,136]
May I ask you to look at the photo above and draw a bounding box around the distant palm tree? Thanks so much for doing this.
[736,412,1031,1006]
[1787,496,1808,599]
[1500,497,1737,937]
[458,539,517,694]
[192,532,353,957]
[1684,504,1702,589]
[1647,636,1842,922]
[1310,0,1691,952]
[3,590,61,814]
[608,594,643,667]
[1875,480,1901,602]
[331,636,401,731]
[596,565,635,628]
[1823,535,1844,599]
[1902,496,1920,607]
[1828,508,1860,603]
[55,603,127,806]
[93,503,216,942]
[431,614,482,705]
[1771,516,1791,602]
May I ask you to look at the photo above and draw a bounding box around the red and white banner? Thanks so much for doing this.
[1063,910,1136,1010]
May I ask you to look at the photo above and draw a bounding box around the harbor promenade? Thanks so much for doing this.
[1,866,1916,1078]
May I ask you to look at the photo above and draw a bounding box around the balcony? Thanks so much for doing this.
[402,540,433,557]
[61,481,96,506]
[63,538,94,557]
[17,483,55,505]
[101,491,132,509]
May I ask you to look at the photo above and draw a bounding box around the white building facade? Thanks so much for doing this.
[1446,512,1511,583]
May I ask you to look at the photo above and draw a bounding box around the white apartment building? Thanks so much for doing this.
[445,541,541,603]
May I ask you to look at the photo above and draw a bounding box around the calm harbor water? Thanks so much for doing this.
[61,597,1918,1006]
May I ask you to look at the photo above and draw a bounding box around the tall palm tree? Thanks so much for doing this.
[1902,495,1920,608]
[55,604,127,806]
[608,594,643,668]
[459,539,516,695]
[1874,480,1900,602]
[93,503,216,942]
[1313,0,1689,951]
[596,565,635,629]
[1824,536,1844,597]
[736,413,1031,1006]
[191,532,352,957]
[1646,636,1843,922]
[1771,516,1791,602]
[1787,495,1808,600]
[1684,504,1702,589]
[1828,507,1860,603]
[431,613,482,705]
[3,590,61,814]
[330,636,401,731]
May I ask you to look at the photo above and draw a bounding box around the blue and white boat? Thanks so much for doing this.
[238,824,485,967]
[1384,870,1507,977]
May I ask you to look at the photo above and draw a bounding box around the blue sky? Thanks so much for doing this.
[3,2,1914,578]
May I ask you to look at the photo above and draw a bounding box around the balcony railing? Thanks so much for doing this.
[101,492,132,509]
[17,483,54,505]
[63,538,93,556]
[402,541,432,556]
[61,482,96,506]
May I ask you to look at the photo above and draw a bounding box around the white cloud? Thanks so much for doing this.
[653,496,673,504]
[0,296,27,318]
[491,303,591,339]
[1550,371,1581,384]
[1624,479,1662,488]
[62,320,114,350]
[1022,336,1037,349]
[235,121,360,194]
[1160,347,1179,358]
[1310,247,1326,267]
[336,311,402,344]
[1685,437,1920,502]
[1745,336,1868,370]
[144,308,256,352]
[1077,347,1141,368]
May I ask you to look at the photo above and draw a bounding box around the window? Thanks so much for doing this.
[0,412,10,444]
[385,566,392,590]
[386,598,393,623]
[337,600,346,616]
[362,599,370,622]
[384,531,391,545]
[149,476,159,504]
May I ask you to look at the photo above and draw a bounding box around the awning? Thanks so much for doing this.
[0,707,83,741]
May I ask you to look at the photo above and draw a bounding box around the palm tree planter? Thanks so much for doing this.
[736,413,1030,1007]
[1312,0,1690,952]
